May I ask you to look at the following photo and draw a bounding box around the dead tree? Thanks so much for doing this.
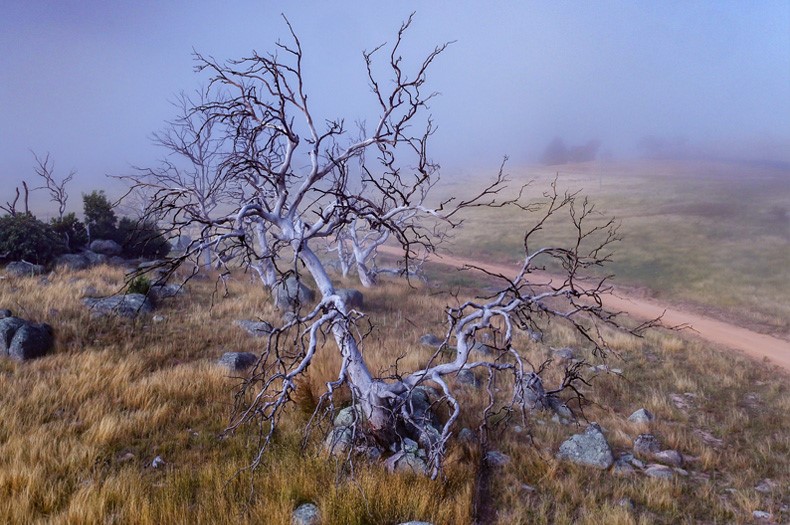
[120,89,238,271]
[32,152,74,220]
[140,15,647,480]
[1,181,32,217]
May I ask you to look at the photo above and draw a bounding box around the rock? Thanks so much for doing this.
[54,253,91,271]
[617,498,636,510]
[0,316,26,355]
[83,294,154,318]
[521,484,537,493]
[456,369,479,387]
[291,502,320,525]
[693,429,724,448]
[556,423,614,469]
[217,352,258,372]
[754,479,778,494]
[527,329,542,342]
[398,522,433,525]
[80,250,107,266]
[8,323,54,361]
[273,276,316,310]
[633,434,661,455]
[0,309,11,319]
[752,511,772,522]
[613,459,635,475]
[547,397,574,419]
[334,405,364,428]
[654,449,683,467]
[485,450,511,467]
[324,427,353,457]
[151,456,165,469]
[336,288,364,309]
[419,334,443,348]
[458,428,476,443]
[627,408,654,423]
[234,320,274,337]
[5,261,45,277]
[552,347,575,360]
[89,239,122,256]
[644,464,674,479]
[152,315,165,323]
[391,450,430,475]
[148,284,184,302]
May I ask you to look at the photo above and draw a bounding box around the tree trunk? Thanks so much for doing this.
[298,245,391,429]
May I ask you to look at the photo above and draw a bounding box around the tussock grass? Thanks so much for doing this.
[0,262,787,523]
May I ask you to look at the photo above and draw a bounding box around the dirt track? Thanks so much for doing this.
[379,246,790,372]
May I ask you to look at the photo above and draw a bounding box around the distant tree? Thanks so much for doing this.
[540,137,568,165]
[32,152,74,220]
[115,217,170,259]
[82,190,117,241]
[50,212,89,252]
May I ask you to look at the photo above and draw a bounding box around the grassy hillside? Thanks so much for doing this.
[441,159,790,337]
[0,262,787,524]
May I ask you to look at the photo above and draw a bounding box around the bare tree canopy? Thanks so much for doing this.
[32,152,75,220]
[135,15,651,480]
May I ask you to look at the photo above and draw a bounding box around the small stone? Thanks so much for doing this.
[456,369,479,387]
[556,422,614,469]
[151,456,165,469]
[673,468,688,476]
[633,434,661,455]
[152,315,165,323]
[513,425,523,434]
[292,502,321,525]
[617,498,636,510]
[397,522,434,525]
[644,464,673,479]
[752,510,772,522]
[552,347,575,360]
[755,479,777,494]
[627,408,654,423]
[521,483,537,493]
[613,459,635,475]
[654,449,683,467]
[234,319,274,337]
[217,352,258,372]
[419,334,443,348]
[457,428,476,443]
[485,450,511,467]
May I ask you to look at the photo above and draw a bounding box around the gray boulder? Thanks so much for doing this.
[485,450,511,467]
[644,464,674,479]
[81,250,108,266]
[83,294,154,318]
[8,323,54,361]
[627,408,654,423]
[335,288,364,309]
[54,253,91,271]
[654,449,683,467]
[5,261,45,277]
[234,320,274,337]
[217,352,258,371]
[387,449,430,476]
[456,369,479,387]
[556,423,614,469]
[334,405,365,428]
[291,502,320,525]
[633,434,661,455]
[148,284,184,302]
[324,427,354,457]
[273,276,316,310]
[552,347,575,360]
[419,334,443,348]
[0,316,27,355]
[0,309,12,319]
[89,239,122,256]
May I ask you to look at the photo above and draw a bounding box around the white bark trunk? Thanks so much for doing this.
[298,245,391,429]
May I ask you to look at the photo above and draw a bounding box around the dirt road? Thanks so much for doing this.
[379,246,790,372]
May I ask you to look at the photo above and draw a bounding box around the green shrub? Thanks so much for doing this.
[116,217,170,259]
[83,190,117,241]
[50,213,89,252]
[127,275,151,295]
[0,213,67,265]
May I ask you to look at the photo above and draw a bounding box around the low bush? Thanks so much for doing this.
[0,213,66,265]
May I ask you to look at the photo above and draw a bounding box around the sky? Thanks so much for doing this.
[1,1,789,214]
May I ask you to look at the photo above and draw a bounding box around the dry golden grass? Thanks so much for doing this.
[0,263,787,524]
